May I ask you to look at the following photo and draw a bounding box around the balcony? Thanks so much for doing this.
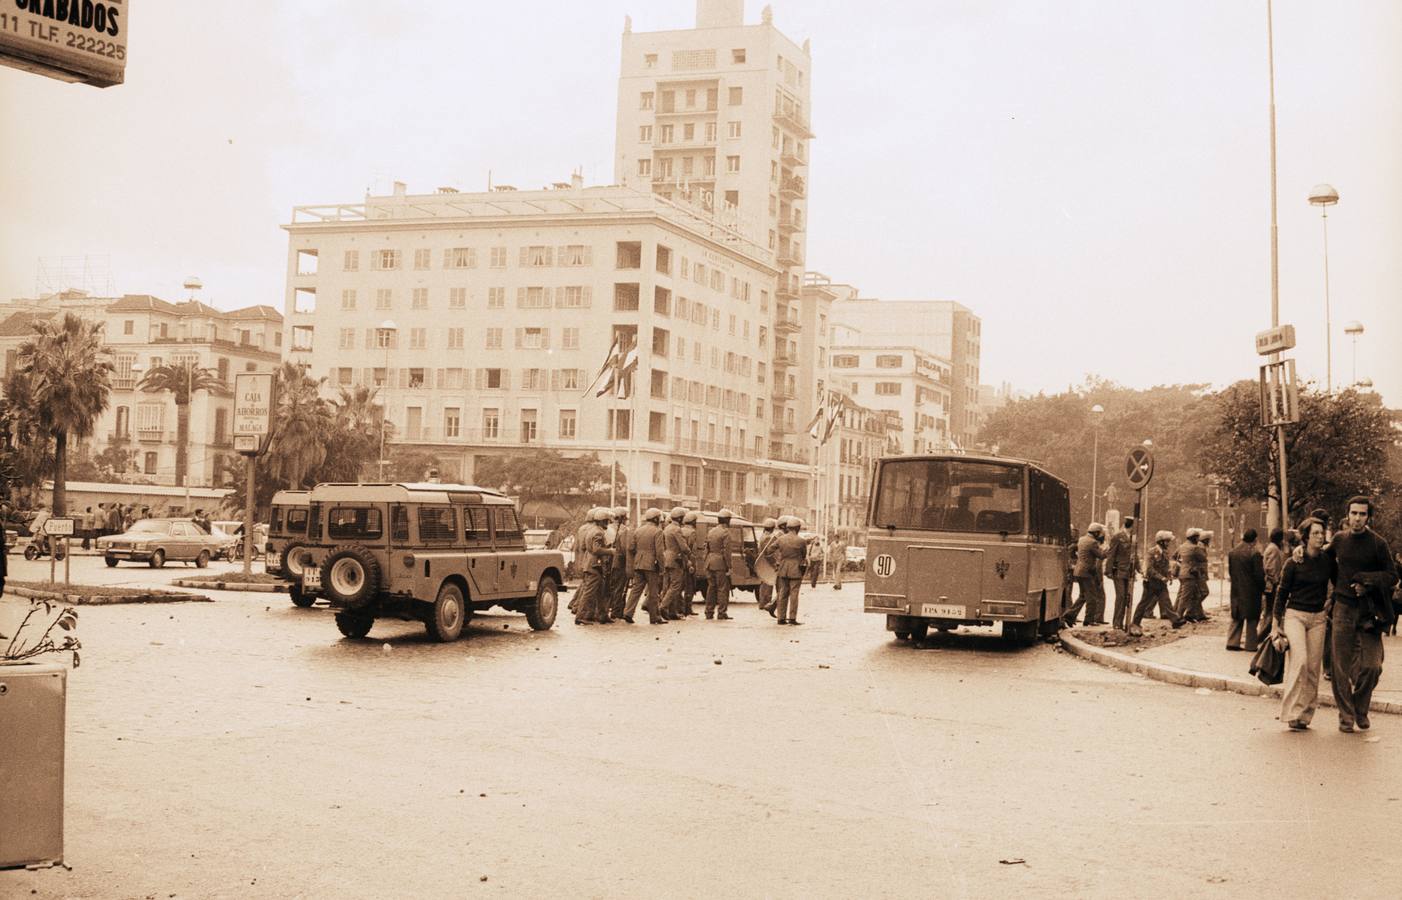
[654,104,718,118]
[773,104,814,139]
[136,429,164,443]
[775,279,799,301]
[769,383,795,401]
[774,310,800,334]
[671,436,756,463]
[768,445,809,465]
[776,247,803,268]
[780,144,806,168]
[772,350,796,368]
[778,175,806,200]
[652,136,717,151]
[777,213,803,235]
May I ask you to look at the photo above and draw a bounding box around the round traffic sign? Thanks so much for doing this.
[1125,448,1154,488]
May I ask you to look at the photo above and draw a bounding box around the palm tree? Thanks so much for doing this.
[15,313,114,516]
[268,362,332,488]
[334,384,383,433]
[136,361,226,487]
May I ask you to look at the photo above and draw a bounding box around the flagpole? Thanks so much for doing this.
[609,362,619,509]
[628,351,638,514]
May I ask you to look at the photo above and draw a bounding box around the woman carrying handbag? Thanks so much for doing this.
[1272,518,1337,731]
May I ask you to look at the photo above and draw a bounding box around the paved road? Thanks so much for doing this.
[4,557,1402,898]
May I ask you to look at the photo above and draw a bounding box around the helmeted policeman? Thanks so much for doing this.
[705,508,736,619]
[663,506,691,619]
[687,511,709,610]
[573,508,611,625]
[609,507,632,620]
[1174,528,1210,621]
[680,510,699,614]
[625,507,666,624]
[1063,522,1107,627]
[1132,530,1184,632]
[766,515,808,625]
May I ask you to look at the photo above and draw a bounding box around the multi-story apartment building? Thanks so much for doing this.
[830,298,982,447]
[281,179,812,519]
[0,291,283,487]
[615,0,813,478]
[819,390,892,535]
[828,344,953,455]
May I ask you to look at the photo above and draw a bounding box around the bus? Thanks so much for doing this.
[863,453,1071,645]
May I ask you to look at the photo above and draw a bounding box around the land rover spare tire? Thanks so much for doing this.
[320,545,382,609]
[280,542,308,578]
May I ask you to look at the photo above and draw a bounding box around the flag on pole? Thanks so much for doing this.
[588,336,622,397]
[591,333,640,399]
[805,392,828,440]
[821,396,842,444]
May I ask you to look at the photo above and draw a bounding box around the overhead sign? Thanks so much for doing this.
[233,373,275,455]
[42,516,74,536]
[1125,447,1154,489]
[1255,324,1297,356]
[0,0,130,88]
[1259,359,1299,427]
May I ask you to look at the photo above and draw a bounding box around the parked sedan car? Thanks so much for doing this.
[97,518,228,568]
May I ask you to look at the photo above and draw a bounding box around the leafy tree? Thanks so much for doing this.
[1198,381,1396,525]
[14,313,113,515]
[265,362,332,489]
[473,450,619,520]
[136,360,225,487]
[1,371,57,497]
[311,385,385,483]
[387,448,440,482]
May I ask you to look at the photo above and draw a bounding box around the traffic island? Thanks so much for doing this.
[5,581,213,605]
[1059,626,1402,716]
[172,573,290,593]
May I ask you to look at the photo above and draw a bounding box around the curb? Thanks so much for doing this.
[171,579,288,593]
[1059,629,1402,717]
[8,585,214,606]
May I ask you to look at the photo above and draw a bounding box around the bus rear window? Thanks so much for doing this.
[874,459,1024,533]
[327,506,384,541]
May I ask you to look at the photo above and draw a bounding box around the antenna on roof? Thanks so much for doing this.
[182,277,202,300]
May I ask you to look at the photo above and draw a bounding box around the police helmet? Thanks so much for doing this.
[683,511,699,524]
[592,507,612,523]
[761,517,778,530]
[1155,530,1174,543]
[670,505,688,521]
[613,506,629,520]
[643,507,663,522]
[716,508,735,521]
[1087,522,1106,535]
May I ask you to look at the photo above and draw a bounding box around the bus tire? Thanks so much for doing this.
[1004,620,1039,646]
[910,621,929,643]
[894,630,911,641]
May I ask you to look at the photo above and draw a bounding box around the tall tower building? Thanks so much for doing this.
[615,1,813,474]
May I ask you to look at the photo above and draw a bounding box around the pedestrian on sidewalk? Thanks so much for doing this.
[831,534,848,590]
[1323,497,1398,733]
[1063,523,1107,627]
[1132,531,1184,632]
[1106,516,1138,630]
[1273,518,1335,731]
[806,535,824,589]
[1260,528,1286,641]
[1227,529,1267,652]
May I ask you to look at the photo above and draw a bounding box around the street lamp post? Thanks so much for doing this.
[1089,404,1104,522]
[1344,320,1364,386]
[1308,183,1339,392]
[377,319,396,480]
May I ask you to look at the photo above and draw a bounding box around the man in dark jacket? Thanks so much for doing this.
[624,508,666,624]
[608,507,632,621]
[1105,517,1138,631]
[662,507,691,619]
[1062,523,1106,627]
[705,509,735,620]
[1324,497,1398,732]
[1226,528,1267,651]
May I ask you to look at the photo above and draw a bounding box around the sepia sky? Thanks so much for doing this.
[1,0,1398,407]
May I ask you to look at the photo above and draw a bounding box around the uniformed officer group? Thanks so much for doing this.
[566,507,813,627]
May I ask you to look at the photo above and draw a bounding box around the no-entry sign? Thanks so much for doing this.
[1125,447,1154,488]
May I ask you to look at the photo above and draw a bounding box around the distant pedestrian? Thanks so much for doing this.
[1105,517,1138,630]
[1323,497,1397,733]
[1226,528,1266,652]
[705,509,735,620]
[1062,523,1107,627]
[765,516,807,625]
[1132,531,1185,632]
[806,534,823,589]
[1273,518,1335,731]
[1260,528,1286,640]
[830,534,848,590]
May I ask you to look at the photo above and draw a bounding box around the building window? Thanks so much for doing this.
[488,287,505,308]
[482,408,499,439]
[659,123,674,144]
[338,328,355,350]
[560,369,581,391]
[644,52,657,68]
[520,409,538,443]
[521,368,544,391]
[607,410,631,440]
[485,328,502,349]
[375,288,392,310]
[447,328,464,349]
[520,287,549,308]
[144,451,158,475]
[373,249,400,270]
[343,250,359,271]
[558,285,588,308]
[832,354,859,368]
[640,91,654,110]
[449,287,467,309]
[336,367,353,385]
[291,326,314,351]
[562,327,580,350]
[728,121,742,139]
[443,408,460,439]
[614,284,640,311]
[876,354,903,368]
[489,246,507,268]
[525,245,552,267]
[445,247,476,269]
[561,244,589,266]
[732,48,746,63]
[726,155,740,173]
[520,327,545,350]
[875,382,902,396]
[728,86,743,105]
[638,158,652,177]
[413,248,431,270]
[412,288,428,309]
[409,328,427,350]
[485,368,504,389]
[683,123,695,142]
[639,125,653,142]
[705,122,717,144]
[375,327,396,349]
[559,410,577,440]
[341,289,356,310]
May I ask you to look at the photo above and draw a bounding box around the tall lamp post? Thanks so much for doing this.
[1308,183,1339,392]
[377,319,396,480]
[1343,320,1364,386]
[1089,404,1105,522]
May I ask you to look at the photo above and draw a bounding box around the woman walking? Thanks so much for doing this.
[1272,518,1336,731]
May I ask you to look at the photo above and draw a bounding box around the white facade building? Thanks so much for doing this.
[828,344,953,455]
[281,180,812,518]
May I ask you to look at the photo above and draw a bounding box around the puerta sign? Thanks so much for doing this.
[0,0,130,88]
[1125,447,1154,489]
[233,373,274,455]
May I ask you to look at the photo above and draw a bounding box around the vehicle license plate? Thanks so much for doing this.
[303,568,321,590]
[921,603,964,618]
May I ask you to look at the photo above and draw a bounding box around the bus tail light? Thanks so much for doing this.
[983,600,1025,618]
